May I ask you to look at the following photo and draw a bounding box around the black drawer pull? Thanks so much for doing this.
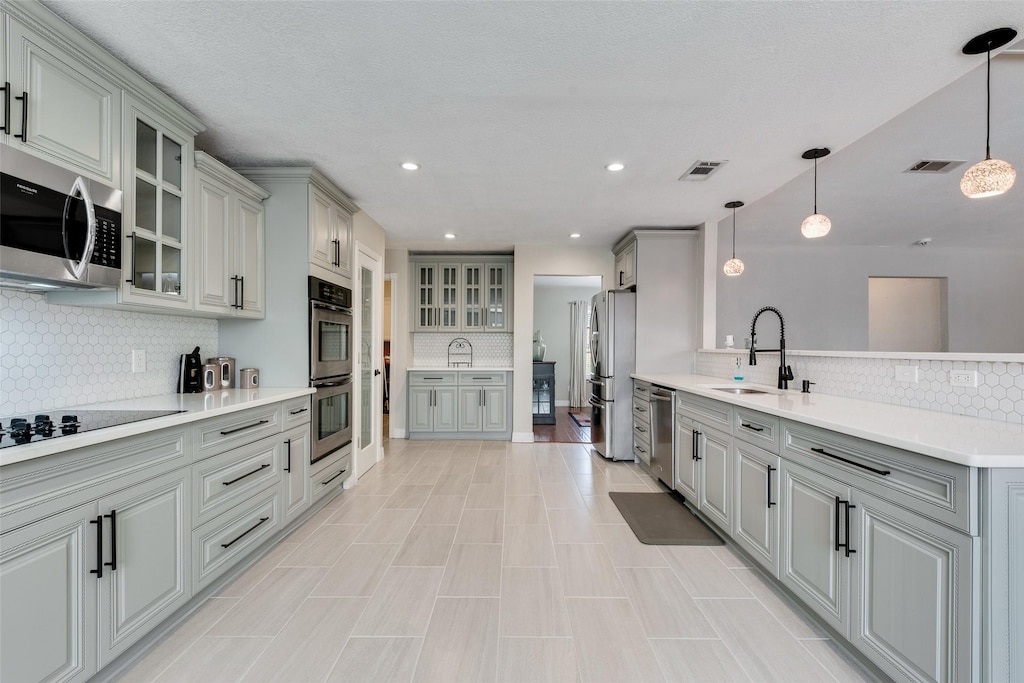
[1,82,10,135]
[812,447,891,476]
[740,423,764,432]
[635,446,647,453]
[636,426,646,433]
[284,439,292,473]
[767,466,776,508]
[472,376,492,380]
[423,377,444,381]
[220,419,270,436]
[90,516,104,579]
[14,90,27,140]
[104,510,118,571]
[288,407,308,415]
[321,468,347,486]
[221,517,270,548]
[223,463,271,486]
[635,406,646,412]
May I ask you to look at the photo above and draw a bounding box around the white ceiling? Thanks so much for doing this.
[44,1,1023,250]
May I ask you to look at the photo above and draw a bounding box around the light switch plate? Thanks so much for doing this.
[895,365,919,383]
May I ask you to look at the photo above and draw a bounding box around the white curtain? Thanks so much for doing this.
[568,300,589,408]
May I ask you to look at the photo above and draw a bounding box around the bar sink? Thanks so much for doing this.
[711,387,768,395]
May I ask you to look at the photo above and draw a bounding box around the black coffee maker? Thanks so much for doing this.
[177,347,203,393]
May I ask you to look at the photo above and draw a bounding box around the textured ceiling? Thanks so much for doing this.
[44,1,1023,250]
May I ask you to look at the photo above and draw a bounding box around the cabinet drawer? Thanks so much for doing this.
[733,407,781,453]
[676,393,732,432]
[282,396,312,429]
[193,404,283,458]
[633,381,651,401]
[633,400,651,424]
[192,437,281,528]
[192,486,281,592]
[459,372,506,385]
[782,421,977,534]
[311,453,351,505]
[632,417,651,444]
[632,432,651,465]
[409,372,458,386]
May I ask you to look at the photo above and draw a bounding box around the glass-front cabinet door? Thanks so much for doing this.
[413,263,437,331]
[122,96,192,309]
[463,264,483,329]
[438,263,460,331]
[485,263,509,331]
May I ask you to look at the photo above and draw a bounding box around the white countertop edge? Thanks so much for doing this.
[1,388,314,467]
[632,373,1024,468]
[699,348,1024,362]
[408,367,514,372]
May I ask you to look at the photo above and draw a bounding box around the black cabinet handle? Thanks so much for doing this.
[635,445,647,453]
[767,466,776,508]
[635,405,646,412]
[288,407,308,415]
[104,510,117,571]
[90,516,103,579]
[812,447,891,476]
[14,90,27,140]
[221,517,269,548]
[423,376,444,381]
[321,468,347,486]
[332,238,340,266]
[842,500,857,558]
[230,275,240,308]
[1,82,10,135]
[481,388,486,407]
[740,423,764,433]
[220,419,270,436]
[692,430,702,461]
[636,426,646,433]
[125,234,136,283]
[223,463,271,486]
[834,496,841,553]
[618,270,624,286]
[239,276,245,310]
[284,439,292,473]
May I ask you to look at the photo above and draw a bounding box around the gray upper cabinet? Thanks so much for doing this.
[3,16,121,186]
[0,503,98,683]
[733,440,781,576]
[612,238,636,289]
[309,184,353,282]
[410,256,513,332]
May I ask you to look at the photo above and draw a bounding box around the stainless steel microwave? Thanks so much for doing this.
[0,146,122,290]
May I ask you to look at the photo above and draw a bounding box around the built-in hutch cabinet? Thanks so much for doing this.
[408,371,510,439]
[193,152,269,318]
[410,255,512,332]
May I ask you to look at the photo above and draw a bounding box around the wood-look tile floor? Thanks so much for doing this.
[119,439,882,683]
[532,407,591,444]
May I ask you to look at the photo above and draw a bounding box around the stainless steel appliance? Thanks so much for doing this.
[648,386,675,486]
[309,277,353,381]
[309,276,354,463]
[0,146,122,290]
[207,357,236,388]
[589,290,636,460]
[0,409,184,449]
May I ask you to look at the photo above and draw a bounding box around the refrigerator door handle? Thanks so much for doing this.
[587,377,605,385]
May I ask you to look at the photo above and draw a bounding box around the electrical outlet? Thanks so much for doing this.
[950,370,978,388]
[131,349,147,373]
[895,365,919,383]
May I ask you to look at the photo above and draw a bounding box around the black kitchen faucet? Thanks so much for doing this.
[749,306,794,390]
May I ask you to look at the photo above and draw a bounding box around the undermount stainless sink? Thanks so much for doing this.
[711,387,768,395]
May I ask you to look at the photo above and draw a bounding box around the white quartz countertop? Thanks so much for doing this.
[632,373,1024,468]
[1,388,314,467]
[408,367,514,372]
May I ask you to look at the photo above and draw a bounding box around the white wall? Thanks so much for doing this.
[533,283,602,406]
[715,243,1024,353]
[513,246,612,440]
[384,247,409,438]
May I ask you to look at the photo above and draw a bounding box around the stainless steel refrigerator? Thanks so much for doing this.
[589,290,636,460]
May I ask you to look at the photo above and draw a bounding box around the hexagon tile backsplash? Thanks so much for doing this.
[1,290,219,414]
[412,333,513,367]
[696,351,1024,424]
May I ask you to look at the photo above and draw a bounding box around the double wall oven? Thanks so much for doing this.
[309,277,353,464]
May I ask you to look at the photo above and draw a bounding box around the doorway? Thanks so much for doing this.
[532,275,602,443]
[356,243,384,477]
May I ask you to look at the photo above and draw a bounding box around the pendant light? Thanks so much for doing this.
[723,201,745,276]
[800,148,831,238]
[960,27,1018,199]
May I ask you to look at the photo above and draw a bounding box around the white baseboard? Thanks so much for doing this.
[511,431,535,443]
[392,428,407,439]
[555,399,570,407]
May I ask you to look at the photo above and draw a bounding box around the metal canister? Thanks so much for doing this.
[201,363,219,392]
[207,357,236,388]
[240,368,260,389]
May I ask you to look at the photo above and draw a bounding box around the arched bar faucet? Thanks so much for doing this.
[749,306,794,390]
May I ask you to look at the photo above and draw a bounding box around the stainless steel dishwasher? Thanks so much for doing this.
[648,386,675,487]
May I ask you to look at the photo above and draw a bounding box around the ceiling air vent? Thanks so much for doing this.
[679,160,727,181]
[903,160,965,174]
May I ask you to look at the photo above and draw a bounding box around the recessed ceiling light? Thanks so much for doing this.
[401,162,420,171]
[605,163,625,172]
[444,233,456,239]
[569,233,581,239]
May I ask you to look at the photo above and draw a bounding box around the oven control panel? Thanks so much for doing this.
[309,276,351,309]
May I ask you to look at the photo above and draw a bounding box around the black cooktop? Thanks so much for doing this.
[0,409,186,449]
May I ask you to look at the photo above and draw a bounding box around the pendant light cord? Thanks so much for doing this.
[813,156,818,213]
[985,43,992,160]
[731,206,737,258]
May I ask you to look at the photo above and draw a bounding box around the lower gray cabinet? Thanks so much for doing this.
[97,468,191,667]
[409,371,509,438]
[408,385,458,432]
[698,427,733,533]
[851,490,975,683]
[673,413,698,501]
[779,459,853,636]
[734,440,780,576]
[281,425,311,527]
[0,504,98,683]
[458,386,507,433]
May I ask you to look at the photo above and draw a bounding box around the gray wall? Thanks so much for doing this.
[533,283,602,406]
[715,244,1024,353]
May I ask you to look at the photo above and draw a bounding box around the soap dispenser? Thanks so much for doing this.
[733,358,744,381]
